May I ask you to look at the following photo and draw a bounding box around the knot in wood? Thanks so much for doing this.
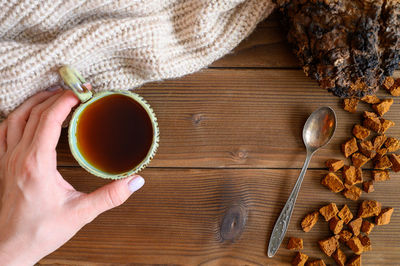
[220,204,247,242]
[191,113,205,125]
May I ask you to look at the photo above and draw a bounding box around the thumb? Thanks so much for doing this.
[80,175,145,221]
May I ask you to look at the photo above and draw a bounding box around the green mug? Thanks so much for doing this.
[59,66,159,179]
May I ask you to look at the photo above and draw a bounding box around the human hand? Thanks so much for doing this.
[0,89,145,265]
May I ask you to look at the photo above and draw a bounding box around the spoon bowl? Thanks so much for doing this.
[267,106,337,258]
[303,106,337,152]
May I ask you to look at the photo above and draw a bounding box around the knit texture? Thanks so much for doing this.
[0,0,275,118]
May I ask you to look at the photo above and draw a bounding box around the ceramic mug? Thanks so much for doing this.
[59,66,159,179]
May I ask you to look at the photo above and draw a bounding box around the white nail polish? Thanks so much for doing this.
[128,176,145,193]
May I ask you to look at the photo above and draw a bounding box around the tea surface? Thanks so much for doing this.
[76,94,153,174]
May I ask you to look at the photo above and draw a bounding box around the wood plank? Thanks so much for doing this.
[39,167,400,265]
[210,12,300,68]
[57,68,400,169]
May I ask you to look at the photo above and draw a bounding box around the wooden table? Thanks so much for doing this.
[42,13,400,265]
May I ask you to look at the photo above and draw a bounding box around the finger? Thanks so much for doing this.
[32,90,79,152]
[0,120,7,157]
[78,175,144,222]
[21,92,65,146]
[6,89,61,150]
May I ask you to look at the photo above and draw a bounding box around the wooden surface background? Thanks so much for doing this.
[41,12,400,265]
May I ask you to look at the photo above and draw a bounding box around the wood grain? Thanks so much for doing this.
[57,69,400,169]
[39,167,400,265]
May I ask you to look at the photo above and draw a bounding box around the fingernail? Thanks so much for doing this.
[46,85,62,92]
[128,176,145,193]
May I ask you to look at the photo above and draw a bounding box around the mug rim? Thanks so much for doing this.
[68,90,159,179]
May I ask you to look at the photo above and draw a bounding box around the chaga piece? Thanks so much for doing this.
[339,230,352,242]
[372,170,390,181]
[325,159,344,172]
[346,237,363,255]
[332,248,347,266]
[346,255,361,266]
[343,98,359,113]
[329,216,344,235]
[375,207,394,225]
[279,0,400,98]
[372,135,387,149]
[375,147,388,159]
[343,166,361,186]
[321,173,344,193]
[383,77,395,91]
[301,211,319,232]
[361,95,380,104]
[358,200,381,218]
[374,155,392,169]
[359,235,372,252]
[343,186,362,201]
[287,237,303,250]
[319,203,339,221]
[363,111,378,119]
[358,140,376,158]
[306,260,326,266]
[384,137,400,152]
[292,252,309,266]
[352,125,370,140]
[348,217,362,236]
[362,181,374,193]
[361,220,374,235]
[363,116,381,132]
[379,118,395,134]
[351,153,369,168]
[389,154,400,172]
[318,236,339,256]
[387,78,400,96]
[372,98,393,116]
[342,138,358,158]
[338,204,353,224]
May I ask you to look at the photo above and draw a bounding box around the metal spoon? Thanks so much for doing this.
[267,106,337,258]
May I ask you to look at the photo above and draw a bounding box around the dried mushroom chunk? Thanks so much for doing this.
[379,118,395,134]
[375,207,394,225]
[325,159,344,172]
[358,140,376,158]
[301,211,319,232]
[351,153,369,168]
[389,154,400,172]
[361,95,380,104]
[318,236,339,256]
[343,166,361,186]
[287,237,303,250]
[332,248,347,266]
[321,173,344,193]
[343,186,362,201]
[346,255,361,266]
[346,237,363,255]
[329,216,344,235]
[384,137,400,152]
[343,98,359,113]
[339,230,352,242]
[348,217,362,236]
[372,135,387,149]
[388,79,400,96]
[372,98,393,116]
[352,124,370,140]
[305,259,326,266]
[362,181,374,193]
[361,220,374,235]
[359,235,372,252]
[383,77,395,91]
[363,111,377,119]
[342,138,358,158]
[292,252,309,266]
[338,204,353,224]
[363,116,382,132]
[374,155,392,170]
[319,203,339,221]
[372,170,390,181]
[358,200,381,218]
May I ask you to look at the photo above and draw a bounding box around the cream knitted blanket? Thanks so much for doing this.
[0,0,275,118]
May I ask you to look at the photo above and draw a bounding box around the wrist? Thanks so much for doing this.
[0,236,40,266]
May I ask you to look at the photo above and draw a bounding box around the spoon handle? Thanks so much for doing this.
[267,151,313,258]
